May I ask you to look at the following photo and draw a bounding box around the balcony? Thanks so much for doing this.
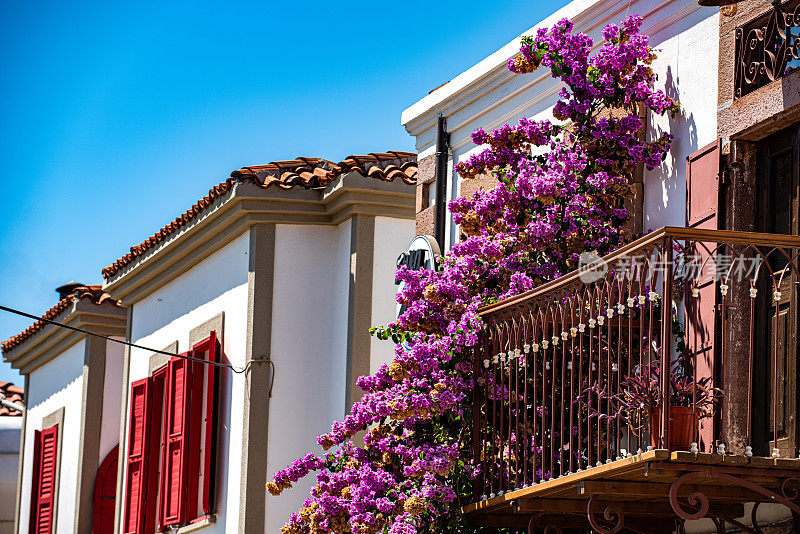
[468,227,800,532]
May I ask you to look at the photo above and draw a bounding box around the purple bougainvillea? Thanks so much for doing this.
[268,15,678,534]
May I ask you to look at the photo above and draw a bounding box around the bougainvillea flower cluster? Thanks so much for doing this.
[268,14,677,534]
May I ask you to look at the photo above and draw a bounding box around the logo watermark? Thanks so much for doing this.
[578,251,608,283]
[578,252,763,285]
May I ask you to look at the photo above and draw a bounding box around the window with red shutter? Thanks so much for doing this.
[191,332,219,518]
[160,356,192,527]
[30,425,59,534]
[123,379,152,534]
[146,368,167,533]
[122,331,221,531]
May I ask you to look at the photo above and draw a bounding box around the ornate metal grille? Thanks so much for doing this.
[735,0,800,99]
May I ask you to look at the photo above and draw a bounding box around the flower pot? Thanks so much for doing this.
[649,406,696,451]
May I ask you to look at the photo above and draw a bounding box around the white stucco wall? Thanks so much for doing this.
[117,217,411,533]
[403,0,719,249]
[370,217,415,375]
[0,417,21,534]
[642,9,719,230]
[124,231,250,534]
[99,337,125,463]
[265,222,352,534]
[18,339,85,534]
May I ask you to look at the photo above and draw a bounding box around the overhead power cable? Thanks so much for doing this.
[0,304,252,374]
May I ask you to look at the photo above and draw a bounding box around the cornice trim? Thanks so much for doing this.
[104,179,414,304]
[4,303,126,374]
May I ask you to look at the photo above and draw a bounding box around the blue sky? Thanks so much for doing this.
[0,0,566,384]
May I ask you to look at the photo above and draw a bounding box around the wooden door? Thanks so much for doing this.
[755,125,800,457]
[92,446,118,534]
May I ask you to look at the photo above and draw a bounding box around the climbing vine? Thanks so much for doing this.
[268,14,678,534]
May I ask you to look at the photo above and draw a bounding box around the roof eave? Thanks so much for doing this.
[103,176,415,305]
[400,0,626,139]
[2,300,127,374]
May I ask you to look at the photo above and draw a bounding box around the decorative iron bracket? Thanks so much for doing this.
[586,494,624,534]
[668,468,800,532]
[527,513,564,534]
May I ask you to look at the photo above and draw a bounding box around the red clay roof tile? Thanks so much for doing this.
[1,285,121,355]
[101,150,417,279]
[0,381,23,416]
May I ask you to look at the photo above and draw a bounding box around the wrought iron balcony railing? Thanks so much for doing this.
[471,227,800,502]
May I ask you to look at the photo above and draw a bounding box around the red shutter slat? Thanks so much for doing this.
[192,331,219,517]
[161,356,192,526]
[686,139,722,452]
[123,379,151,534]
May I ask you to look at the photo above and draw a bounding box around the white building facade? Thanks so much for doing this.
[101,152,417,534]
[3,152,416,534]
[402,0,719,248]
[2,286,127,534]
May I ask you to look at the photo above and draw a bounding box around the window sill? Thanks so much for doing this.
[168,515,217,534]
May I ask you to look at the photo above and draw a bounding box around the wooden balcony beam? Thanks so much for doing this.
[470,513,679,531]
[465,451,800,518]
[577,480,768,502]
[513,498,745,518]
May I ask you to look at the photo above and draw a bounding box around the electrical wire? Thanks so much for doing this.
[0,392,23,413]
[0,304,255,374]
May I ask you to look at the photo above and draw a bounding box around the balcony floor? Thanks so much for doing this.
[465,450,800,532]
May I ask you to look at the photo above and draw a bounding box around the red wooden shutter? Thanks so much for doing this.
[192,332,219,517]
[185,349,204,520]
[686,139,722,452]
[147,367,167,533]
[123,379,151,534]
[92,446,118,534]
[161,356,192,526]
[30,425,58,534]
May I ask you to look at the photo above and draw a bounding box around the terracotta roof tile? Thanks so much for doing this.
[0,381,23,416]
[1,285,120,355]
[102,150,417,279]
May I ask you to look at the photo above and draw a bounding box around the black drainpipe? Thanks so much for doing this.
[434,113,451,251]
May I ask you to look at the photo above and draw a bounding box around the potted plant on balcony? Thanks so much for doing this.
[615,322,720,451]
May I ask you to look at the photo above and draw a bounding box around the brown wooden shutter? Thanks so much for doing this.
[687,140,722,230]
[686,139,722,452]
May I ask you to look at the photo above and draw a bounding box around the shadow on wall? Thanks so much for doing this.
[130,235,250,342]
[26,353,84,409]
[646,65,698,228]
